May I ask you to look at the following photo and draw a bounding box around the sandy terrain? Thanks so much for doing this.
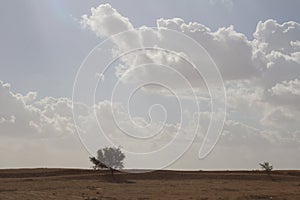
[0,168,299,200]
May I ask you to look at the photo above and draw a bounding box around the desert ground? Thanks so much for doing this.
[0,168,299,200]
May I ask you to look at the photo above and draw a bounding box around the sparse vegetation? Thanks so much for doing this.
[1,169,300,199]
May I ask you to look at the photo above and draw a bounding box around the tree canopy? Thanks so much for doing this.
[90,146,125,176]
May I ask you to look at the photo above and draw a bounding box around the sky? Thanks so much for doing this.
[0,0,300,170]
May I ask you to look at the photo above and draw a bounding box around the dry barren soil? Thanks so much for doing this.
[0,168,299,200]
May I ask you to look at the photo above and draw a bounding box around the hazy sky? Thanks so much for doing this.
[1,0,300,169]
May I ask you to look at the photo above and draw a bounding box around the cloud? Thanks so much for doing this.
[1,79,300,168]
[0,81,98,141]
[0,80,183,158]
[266,79,300,107]
[254,19,300,55]
[270,78,300,96]
[0,81,91,168]
[258,50,300,89]
[79,3,300,162]
[81,5,300,95]
[81,3,133,37]
[261,106,300,131]
[253,19,300,90]
[81,7,260,85]
[172,22,259,81]
[0,81,77,138]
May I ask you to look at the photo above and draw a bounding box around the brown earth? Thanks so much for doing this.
[0,168,299,200]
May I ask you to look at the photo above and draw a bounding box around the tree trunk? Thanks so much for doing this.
[110,168,114,177]
[267,171,274,181]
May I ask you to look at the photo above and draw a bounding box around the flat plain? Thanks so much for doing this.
[0,168,299,200]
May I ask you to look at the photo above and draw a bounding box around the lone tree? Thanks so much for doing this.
[90,147,125,176]
[259,162,273,180]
